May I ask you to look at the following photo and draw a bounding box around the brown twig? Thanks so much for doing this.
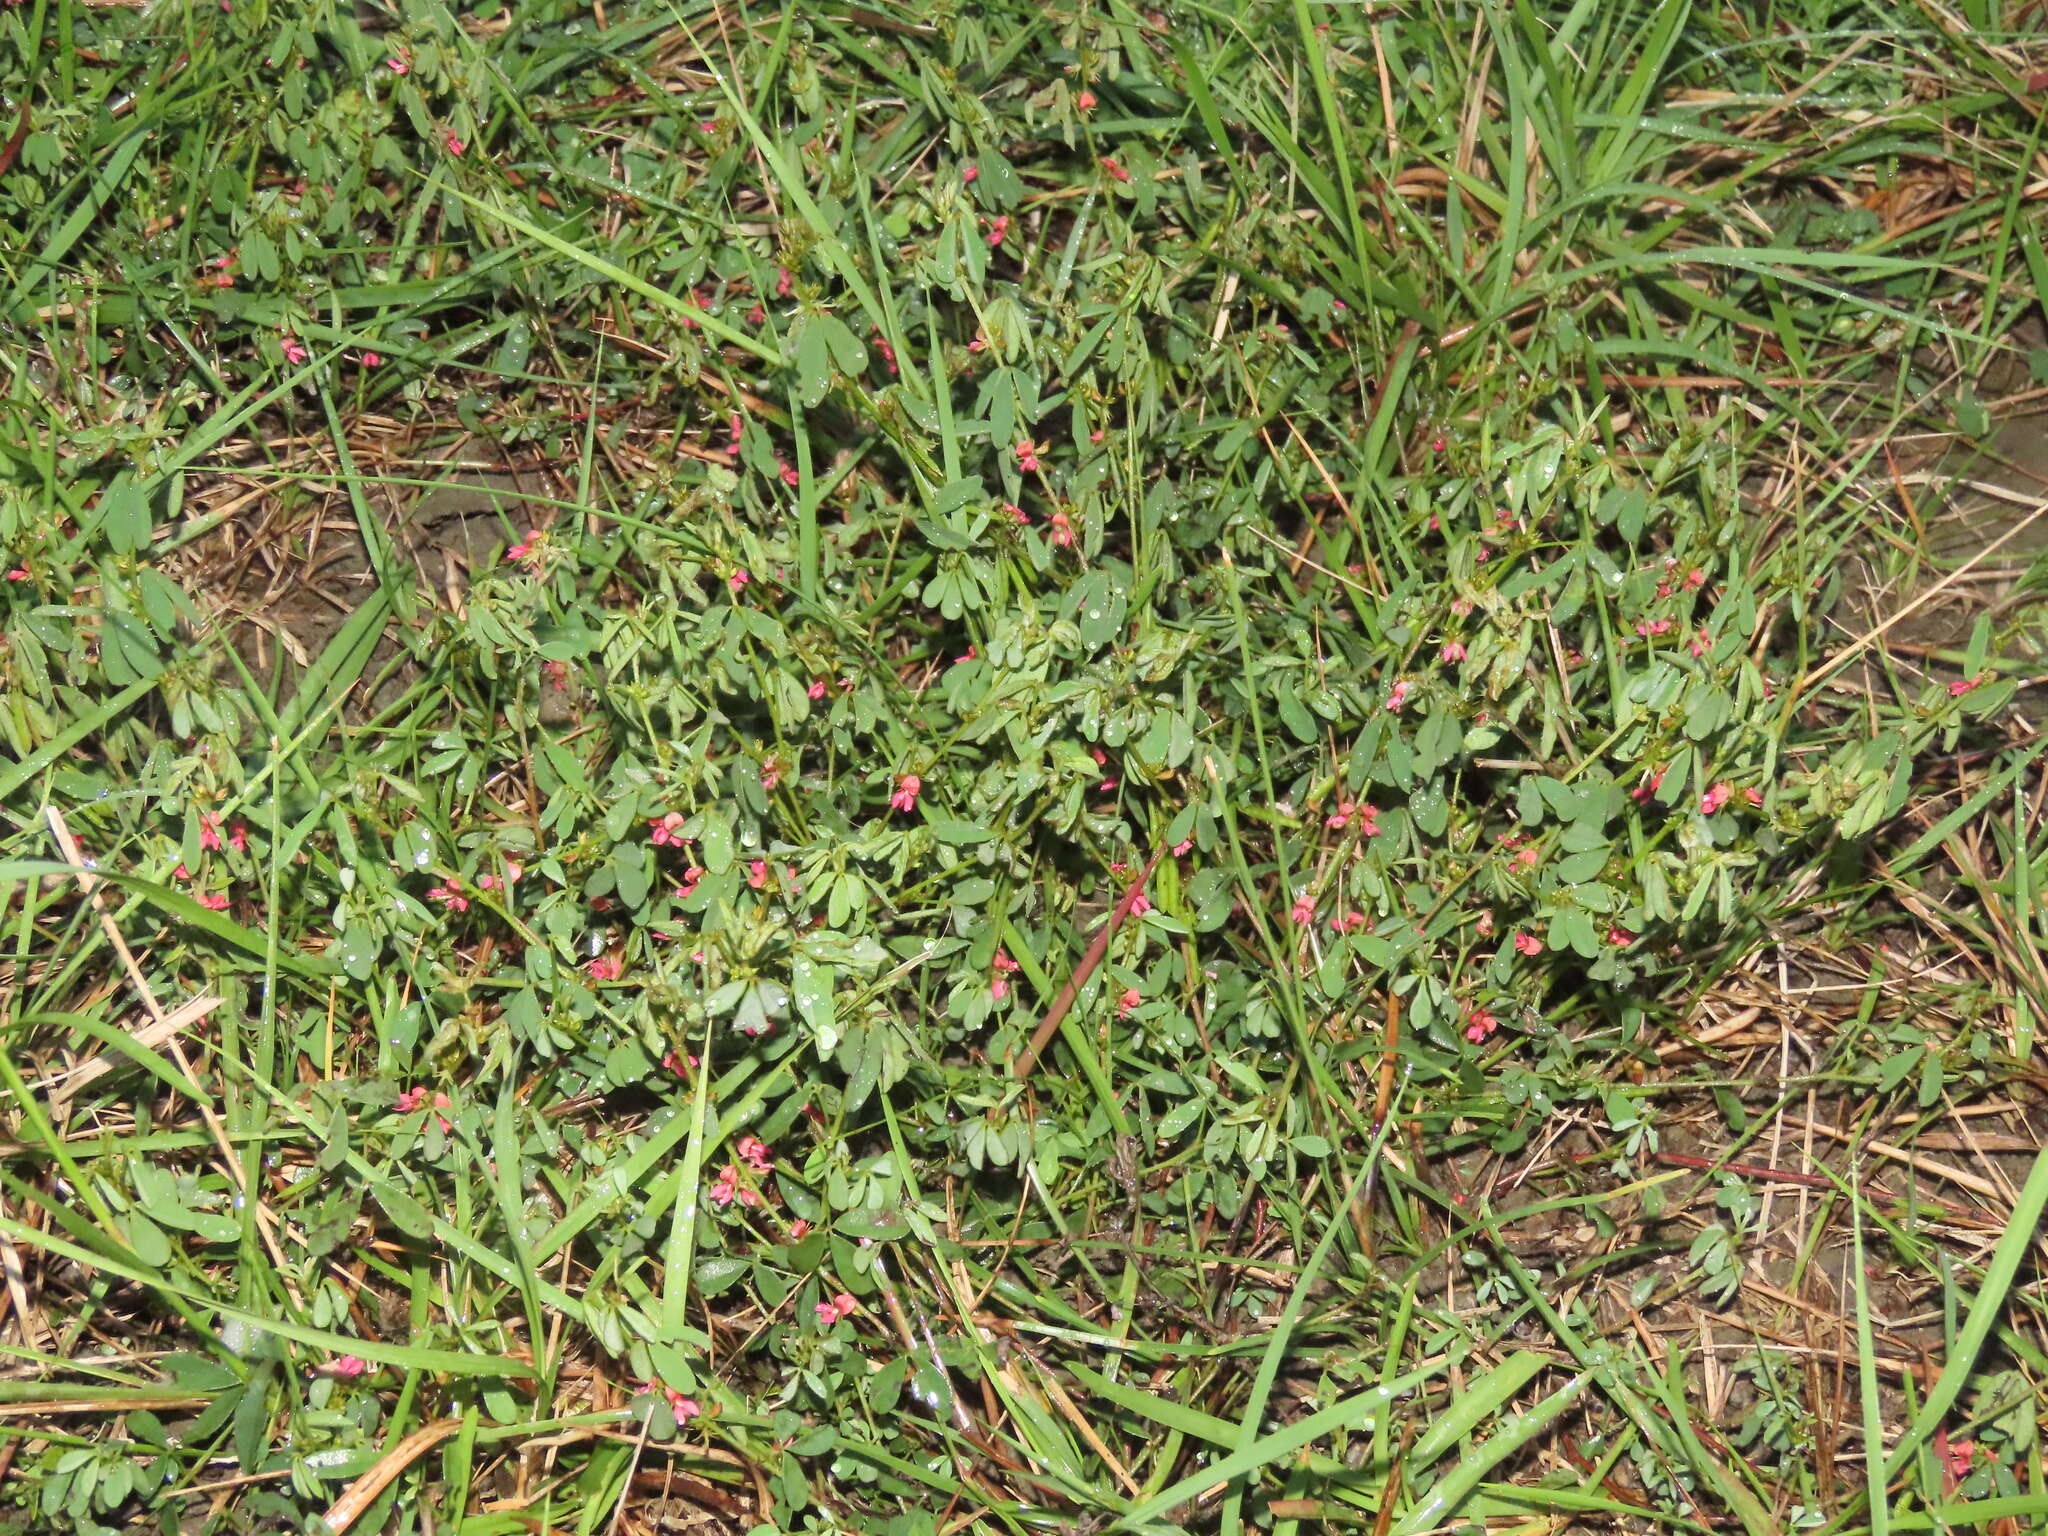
[0,105,30,183]
[321,1419,463,1534]
[1010,848,1163,1080]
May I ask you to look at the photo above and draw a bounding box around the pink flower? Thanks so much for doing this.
[747,304,765,327]
[1431,435,1447,453]
[1172,838,1194,856]
[281,337,309,365]
[776,268,794,298]
[1076,89,1097,110]
[1513,931,1542,956]
[1608,925,1636,946]
[673,863,705,900]
[1939,1434,1985,1483]
[172,864,189,881]
[962,166,978,183]
[864,320,900,368]
[1326,800,1381,835]
[395,1088,453,1130]
[444,131,465,156]
[1475,910,1495,937]
[761,757,783,792]
[807,679,829,700]
[649,813,688,847]
[1464,1007,1498,1044]
[814,1293,858,1326]
[747,859,769,889]
[1102,157,1130,183]
[1289,892,1315,925]
[645,1382,703,1422]
[1048,510,1074,547]
[3,567,26,581]
[1634,618,1673,637]
[729,568,751,594]
[1515,846,1539,869]
[735,1134,773,1172]
[502,861,522,884]
[1690,627,1711,658]
[425,879,468,913]
[587,955,622,982]
[1950,673,1986,697]
[1091,745,1118,793]
[361,351,382,367]
[196,893,230,911]
[661,1050,697,1076]
[198,812,224,852]
[1684,568,1706,590]
[786,1218,811,1242]
[1005,502,1027,524]
[991,949,1020,1001]
[1127,891,1152,918]
[331,1355,369,1377]
[386,56,408,74]
[707,1165,759,1208]
[1440,641,1467,663]
[1385,679,1412,712]
[778,458,800,486]
[1014,439,1041,473]
[889,774,922,814]
[1700,782,1732,815]
[1117,986,1141,1016]
[1743,787,1763,808]
[1332,911,1366,933]
[988,214,1010,247]
[1631,765,1666,804]
[506,530,543,568]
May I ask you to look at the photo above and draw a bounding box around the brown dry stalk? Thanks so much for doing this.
[321,1419,463,1534]
[1010,848,1164,1081]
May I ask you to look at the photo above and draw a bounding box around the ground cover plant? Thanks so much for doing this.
[1,0,2046,1531]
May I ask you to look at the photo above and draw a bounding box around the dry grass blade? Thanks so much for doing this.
[320,1419,463,1534]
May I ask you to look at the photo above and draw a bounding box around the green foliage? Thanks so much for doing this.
[0,0,2044,1531]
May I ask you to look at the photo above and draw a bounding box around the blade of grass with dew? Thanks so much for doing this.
[1480,1214,1777,1536]
[489,1086,554,1405]
[444,187,778,364]
[1883,1141,2048,1480]
[0,1215,523,1376]
[1109,1373,1449,1535]
[1218,1130,1393,1536]
[660,1017,718,1340]
[1391,1372,1597,1536]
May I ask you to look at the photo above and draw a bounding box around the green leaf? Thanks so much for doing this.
[1070,569,1125,650]
[697,810,735,874]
